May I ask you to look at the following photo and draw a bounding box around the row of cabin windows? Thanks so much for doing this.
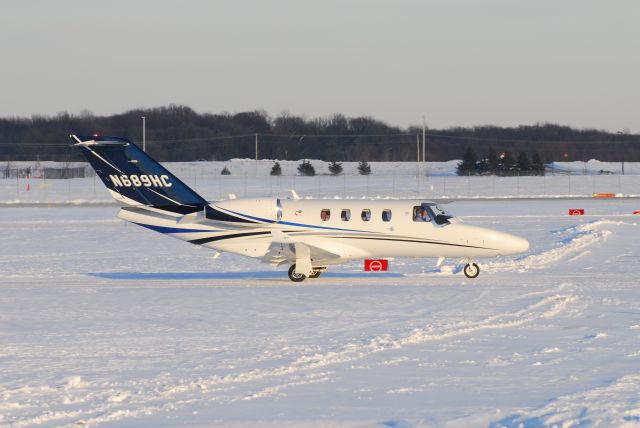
[321,208,393,222]
[320,207,437,223]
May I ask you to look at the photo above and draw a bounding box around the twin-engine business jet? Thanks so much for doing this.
[72,135,529,281]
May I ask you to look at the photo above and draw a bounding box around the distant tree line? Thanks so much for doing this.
[1,105,638,162]
[457,147,545,176]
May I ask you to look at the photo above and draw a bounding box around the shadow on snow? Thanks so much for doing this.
[88,271,405,280]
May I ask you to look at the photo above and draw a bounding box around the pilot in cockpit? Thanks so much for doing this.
[413,206,430,222]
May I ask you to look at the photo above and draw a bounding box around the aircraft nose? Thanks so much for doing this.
[500,234,530,255]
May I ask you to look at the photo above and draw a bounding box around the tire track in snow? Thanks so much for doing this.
[491,373,640,427]
[3,286,576,427]
[481,220,630,273]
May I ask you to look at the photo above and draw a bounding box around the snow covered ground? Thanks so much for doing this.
[1,195,640,427]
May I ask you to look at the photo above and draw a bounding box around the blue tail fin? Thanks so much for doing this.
[72,135,207,214]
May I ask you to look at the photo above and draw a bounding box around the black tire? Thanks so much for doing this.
[288,264,306,282]
[463,263,480,279]
[309,270,322,279]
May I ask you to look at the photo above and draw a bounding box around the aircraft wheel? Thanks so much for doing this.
[309,270,322,279]
[463,262,480,279]
[288,264,307,282]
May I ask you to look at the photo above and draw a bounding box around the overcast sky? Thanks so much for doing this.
[1,0,639,131]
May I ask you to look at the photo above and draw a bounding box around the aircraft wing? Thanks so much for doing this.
[261,230,343,266]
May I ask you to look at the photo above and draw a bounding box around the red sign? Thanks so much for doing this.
[364,259,388,272]
[633,211,640,215]
[569,209,584,216]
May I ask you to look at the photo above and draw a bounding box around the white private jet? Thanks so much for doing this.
[72,135,529,281]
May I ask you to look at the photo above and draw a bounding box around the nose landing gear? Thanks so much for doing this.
[463,262,480,278]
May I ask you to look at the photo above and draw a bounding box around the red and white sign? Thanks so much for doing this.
[569,209,584,216]
[364,259,389,272]
[633,211,640,215]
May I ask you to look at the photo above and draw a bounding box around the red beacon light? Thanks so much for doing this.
[93,133,99,138]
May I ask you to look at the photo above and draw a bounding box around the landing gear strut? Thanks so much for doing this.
[463,262,480,279]
[288,264,306,282]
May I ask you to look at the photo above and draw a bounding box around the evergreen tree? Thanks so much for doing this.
[328,161,343,175]
[297,160,315,176]
[531,151,545,175]
[357,160,371,175]
[497,151,516,176]
[516,151,530,173]
[487,147,499,174]
[456,147,477,176]
[270,161,282,176]
[221,166,231,175]
[475,158,490,175]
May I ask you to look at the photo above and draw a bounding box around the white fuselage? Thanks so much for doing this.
[117,198,530,267]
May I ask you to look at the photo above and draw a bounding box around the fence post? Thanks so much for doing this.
[618,174,621,195]
[392,173,396,198]
[244,171,247,197]
[366,174,370,198]
[343,174,346,198]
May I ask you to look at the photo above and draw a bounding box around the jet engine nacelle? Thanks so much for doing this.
[211,198,281,224]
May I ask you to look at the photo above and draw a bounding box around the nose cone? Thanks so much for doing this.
[450,224,530,256]
[475,227,529,256]
[495,233,530,255]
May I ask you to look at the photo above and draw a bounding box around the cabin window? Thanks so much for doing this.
[382,209,392,222]
[413,206,430,222]
[320,209,331,221]
[341,209,351,221]
[361,209,371,222]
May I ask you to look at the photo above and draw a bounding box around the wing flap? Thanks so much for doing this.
[261,230,343,266]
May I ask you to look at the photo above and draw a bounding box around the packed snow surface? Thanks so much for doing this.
[1,188,640,426]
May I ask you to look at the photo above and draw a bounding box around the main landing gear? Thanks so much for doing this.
[287,264,325,282]
[309,270,322,279]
